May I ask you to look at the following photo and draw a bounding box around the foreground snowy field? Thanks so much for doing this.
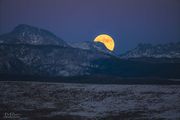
[0,81,180,120]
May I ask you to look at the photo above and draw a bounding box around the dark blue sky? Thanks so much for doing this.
[0,0,180,53]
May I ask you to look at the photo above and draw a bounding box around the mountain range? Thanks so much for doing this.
[120,42,180,59]
[0,24,180,79]
[0,24,110,77]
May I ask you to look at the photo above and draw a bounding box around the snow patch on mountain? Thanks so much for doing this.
[69,41,114,55]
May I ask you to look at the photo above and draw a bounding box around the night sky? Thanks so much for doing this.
[0,0,180,53]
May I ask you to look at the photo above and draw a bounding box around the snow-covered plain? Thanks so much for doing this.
[0,81,180,120]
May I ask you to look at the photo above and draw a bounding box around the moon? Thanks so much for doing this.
[94,34,115,51]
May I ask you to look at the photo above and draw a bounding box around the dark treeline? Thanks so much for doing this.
[0,74,180,85]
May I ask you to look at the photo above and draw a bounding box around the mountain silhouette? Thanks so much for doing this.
[0,24,110,76]
[0,24,69,46]
[0,24,180,80]
[120,42,180,59]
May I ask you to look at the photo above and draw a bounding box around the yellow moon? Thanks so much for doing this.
[94,34,115,51]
